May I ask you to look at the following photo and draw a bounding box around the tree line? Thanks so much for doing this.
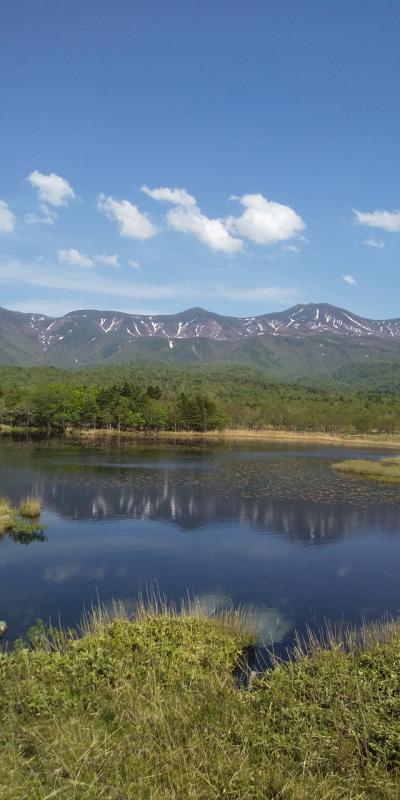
[0,381,227,433]
[0,366,400,434]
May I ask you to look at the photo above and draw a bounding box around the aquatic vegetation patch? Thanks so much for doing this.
[1,607,400,799]
[0,496,44,541]
[333,456,400,483]
[19,495,42,518]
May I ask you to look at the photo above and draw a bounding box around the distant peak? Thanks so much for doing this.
[180,306,210,315]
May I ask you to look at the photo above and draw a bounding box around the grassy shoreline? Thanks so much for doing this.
[1,605,400,799]
[3,422,400,449]
[0,424,42,434]
[69,426,400,449]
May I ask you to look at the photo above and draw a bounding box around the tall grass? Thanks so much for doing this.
[80,584,256,643]
[333,456,400,482]
[19,495,42,518]
[1,601,400,799]
[0,495,44,538]
[0,496,14,534]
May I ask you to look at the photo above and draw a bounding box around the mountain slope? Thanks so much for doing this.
[1,303,400,380]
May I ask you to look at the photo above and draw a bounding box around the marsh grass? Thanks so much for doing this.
[19,495,42,518]
[79,585,256,644]
[0,497,15,534]
[333,455,400,483]
[1,600,400,800]
[0,515,14,535]
[279,615,400,662]
[0,495,44,540]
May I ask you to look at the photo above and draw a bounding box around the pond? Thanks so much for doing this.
[1,436,400,653]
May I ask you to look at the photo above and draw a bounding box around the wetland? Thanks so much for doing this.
[1,435,400,649]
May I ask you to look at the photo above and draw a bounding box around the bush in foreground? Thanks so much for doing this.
[0,606,400,799]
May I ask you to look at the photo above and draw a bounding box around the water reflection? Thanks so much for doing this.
[8,529,47,546]
[1,439,400,644]
[3,462,400,543]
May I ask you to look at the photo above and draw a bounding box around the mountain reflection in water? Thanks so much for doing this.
[1,439,400,644]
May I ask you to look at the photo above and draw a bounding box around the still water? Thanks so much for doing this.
[1,437,400,649]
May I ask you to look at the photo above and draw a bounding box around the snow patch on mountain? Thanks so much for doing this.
[3,303,400,364]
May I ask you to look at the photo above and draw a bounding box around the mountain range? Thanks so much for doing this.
[2,302,400,380]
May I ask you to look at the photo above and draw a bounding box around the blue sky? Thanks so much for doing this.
[1,0,399,319]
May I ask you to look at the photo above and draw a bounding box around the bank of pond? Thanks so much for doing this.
[1,604,400,800]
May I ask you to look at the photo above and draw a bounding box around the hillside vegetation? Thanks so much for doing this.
[2,304,400,384]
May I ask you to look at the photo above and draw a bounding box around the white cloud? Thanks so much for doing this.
[0,258,297,309]
[228,193,305,244]
[25,204,58,225]
[0,258,189,300]
[94,254,120,267]
[141,185,196,207]
[364,237,385,249]
[167,204,243,253]
[27,170,76,207]
[220,286,299,303]
[58,248,94,268]
[143,186,304,251]
[0,200,16,233]
[342,274,358,286]
[58,250,120,268]
[129,259,140,270]
[97,194,158,240]
[282,243,299,253]
[354,208,400,232]
[143,184,243,254]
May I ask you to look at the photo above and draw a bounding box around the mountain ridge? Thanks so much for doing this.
[1,302,400,372]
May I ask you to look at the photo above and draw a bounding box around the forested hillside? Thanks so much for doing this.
[2,305,400,385]
[1,363,400,434]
